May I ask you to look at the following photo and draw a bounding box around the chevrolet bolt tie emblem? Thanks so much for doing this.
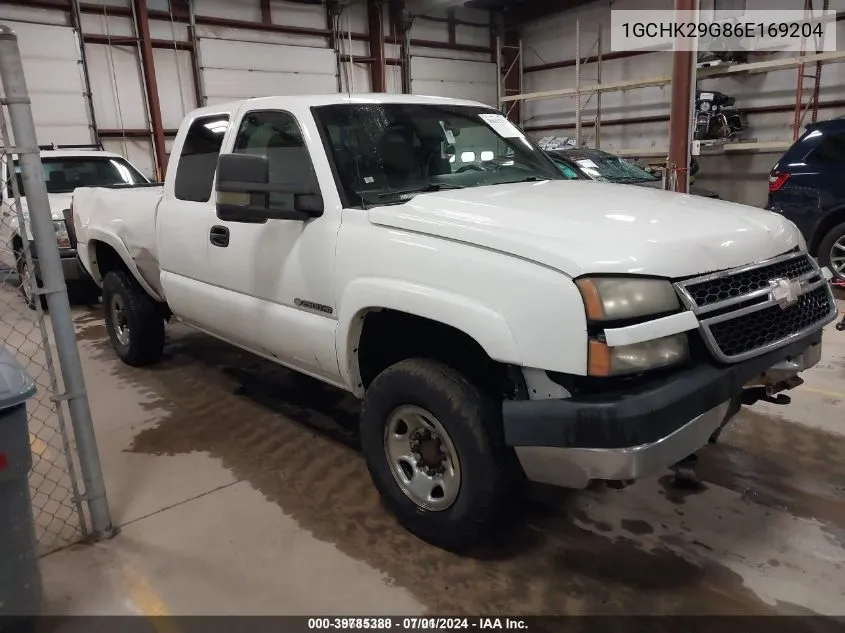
[768,277,802,309]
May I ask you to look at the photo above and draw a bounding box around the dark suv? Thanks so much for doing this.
[767,118,845,280]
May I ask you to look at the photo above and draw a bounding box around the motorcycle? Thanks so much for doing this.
[694,91,746,141]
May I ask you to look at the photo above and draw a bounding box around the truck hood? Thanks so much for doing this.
[368,180,801,278]
[10,193,71,222]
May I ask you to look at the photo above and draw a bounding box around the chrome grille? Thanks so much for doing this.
[675,252,837,363]
[684,255,815,308]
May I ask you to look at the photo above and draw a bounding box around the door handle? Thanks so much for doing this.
[210,225,229,247]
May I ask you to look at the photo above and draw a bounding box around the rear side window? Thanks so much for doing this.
[807,131,845,165]
[174,114,230,202]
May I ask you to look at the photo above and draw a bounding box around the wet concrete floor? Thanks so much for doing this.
[32,300,845,616]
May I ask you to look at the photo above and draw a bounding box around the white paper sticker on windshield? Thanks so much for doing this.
[478,113,523,138]
[444,129,456,144]
[576,159,598,168]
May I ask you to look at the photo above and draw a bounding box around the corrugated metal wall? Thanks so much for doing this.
[521,0,845,206]
[0,19,91,145]
[0,0,495,179]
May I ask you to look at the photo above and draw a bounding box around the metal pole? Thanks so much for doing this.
[188,1,207,106]
[70,0,101,148]
[595,25,602,149]
[495,34,502,111]
[668,0,695,193]
[575,20,581,147]
[133,0,168,178]
[0,25,113,538]
[517,38,523,127]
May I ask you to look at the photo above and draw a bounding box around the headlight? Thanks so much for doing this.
[54,220,71,249]
[575,276,680,321]
[797,231,807,253]
[588,334,689,376]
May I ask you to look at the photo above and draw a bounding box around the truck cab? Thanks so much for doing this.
[72,94,839,551]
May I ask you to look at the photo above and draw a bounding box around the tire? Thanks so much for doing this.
[818,221,845,281]
[102,269,165,367]
[16,255,46,311]
[360,358,520,551]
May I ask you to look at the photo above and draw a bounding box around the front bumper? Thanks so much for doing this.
[504,332,823,489]
[30,245,83,282]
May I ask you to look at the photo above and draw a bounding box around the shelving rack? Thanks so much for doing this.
[497,14,845,160]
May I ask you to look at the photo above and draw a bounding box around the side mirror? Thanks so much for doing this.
[215,153,323,224]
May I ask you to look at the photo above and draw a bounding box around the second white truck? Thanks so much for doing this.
[2,145,150,309]
[71,94,838,550]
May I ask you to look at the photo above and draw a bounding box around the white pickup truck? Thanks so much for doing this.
[2,146,150,309]
[71,94,839,550]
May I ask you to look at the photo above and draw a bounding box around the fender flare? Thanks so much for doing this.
[84,229,164,302]
[336,277,522,393]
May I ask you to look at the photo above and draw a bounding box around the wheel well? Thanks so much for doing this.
[356,309,520,399]
[810,207,845,255]
[90,240,130,281]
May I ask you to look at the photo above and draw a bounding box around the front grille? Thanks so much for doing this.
[685,255,815,308]
[708,286,831,358]
[675,252,837,363]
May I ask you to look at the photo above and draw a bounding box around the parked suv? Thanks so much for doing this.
[767,118,845,281]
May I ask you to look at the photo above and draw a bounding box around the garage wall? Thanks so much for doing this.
[0,16,92,146]
[521,0,845,207]
[0,0,495,180]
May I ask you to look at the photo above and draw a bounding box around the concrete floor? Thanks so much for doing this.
[18,292,845,616]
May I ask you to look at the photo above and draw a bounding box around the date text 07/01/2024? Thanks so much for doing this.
[307,618,529,630]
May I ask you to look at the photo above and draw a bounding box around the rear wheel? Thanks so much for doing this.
[16,256,45,311]
[818,221,845,281]
[360,358,519,551]
[102,269,165,367]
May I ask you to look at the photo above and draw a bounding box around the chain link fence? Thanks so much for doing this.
[0,25,111,554]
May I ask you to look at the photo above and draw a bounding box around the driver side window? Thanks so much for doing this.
[233,110,319,211]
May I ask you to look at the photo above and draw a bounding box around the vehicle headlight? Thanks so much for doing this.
[54,220,71,249]
[575,276,680,321]
[797,231,807,253]
[588,334,689,376]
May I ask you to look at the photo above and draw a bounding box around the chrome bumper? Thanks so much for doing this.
[512,340,822,490]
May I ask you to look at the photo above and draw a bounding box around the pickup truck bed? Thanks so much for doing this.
[73,184,165,300]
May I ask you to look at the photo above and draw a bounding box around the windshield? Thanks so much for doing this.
[11,156,149,196]
[312,103,562,207]
[568,152,659,184]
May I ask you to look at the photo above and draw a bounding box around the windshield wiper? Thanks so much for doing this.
[495,176,550,185]
[376,183,464,199]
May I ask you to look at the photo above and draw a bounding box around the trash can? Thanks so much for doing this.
[0,345,41,620]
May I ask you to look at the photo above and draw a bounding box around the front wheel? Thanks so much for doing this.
[360,358,520,551]
[102,269,165,367]
[818,222,845,281]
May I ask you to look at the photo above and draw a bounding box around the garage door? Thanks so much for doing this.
[198,38,338,105]
[0,21,91,145]
[410,56,497,107]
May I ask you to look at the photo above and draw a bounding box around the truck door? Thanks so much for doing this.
[203,108,341,383]
[157,111,232,329]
